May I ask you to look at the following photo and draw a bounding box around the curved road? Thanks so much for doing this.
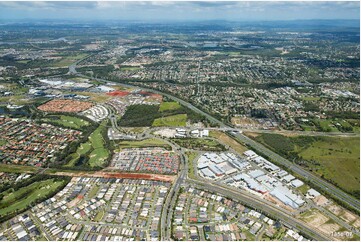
[69,62,359,239]
[81,74,359,213]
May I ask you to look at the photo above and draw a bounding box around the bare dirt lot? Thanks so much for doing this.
[231,117,262,129]
[340,210,359,224]
[327,204,343,216]
[313,195,329,207]
[54,171,175,182]
[299,209,341,235]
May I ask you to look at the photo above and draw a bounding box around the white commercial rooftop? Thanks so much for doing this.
[270,185,305,209]
[290,179,304,188]
[282,174,295,182]
[244,150,258,158]
[248,169,265,178]
[201,168,216,178]
[307,189,321,197]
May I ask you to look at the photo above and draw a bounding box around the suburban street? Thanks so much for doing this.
[187,178,333,241]
[69,63,359,241]
[82,74,359,213]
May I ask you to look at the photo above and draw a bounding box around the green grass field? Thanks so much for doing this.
[0,178,66,218]
[117,138,171,150]
[159,102,181,112]
[88,185,100,199]
[44,115,90,129]
[152,114,187,127]
[298,137,360,194]
[89,148,109,167]
[301,96,320,101]
[65,142,92,167]
[314,119,339,132]
[94,209,105,222]
[185,151,199,179]
[302,118,359,133]
[51,53,88,67]
[120,66,141,71]
[0,139,6,146]
[0,164,39,173]
[254,133,360,196]
[86,123,109,167]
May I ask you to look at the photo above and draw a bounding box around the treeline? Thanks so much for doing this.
[171,138,226,152]
[118,104,160,127]
[57,120,113,170]
[110,79,218,127]
[78,65,115,78]
[0,56,56,70]
[326,111,359,120]
[255,133,318,161]
[51,119,99,167]
[118,104,206,127]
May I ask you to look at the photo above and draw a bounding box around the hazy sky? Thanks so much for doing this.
[0,1,359,21]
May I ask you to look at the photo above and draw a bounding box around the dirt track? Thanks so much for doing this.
[54,171,175,182]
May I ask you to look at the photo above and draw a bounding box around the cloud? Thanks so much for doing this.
[0,1,99,10]
[0,1,359,21]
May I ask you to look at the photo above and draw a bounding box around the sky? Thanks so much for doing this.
[0,1,359,21]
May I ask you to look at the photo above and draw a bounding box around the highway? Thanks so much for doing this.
[86,78,359,213]
[93,77,359,212]
[187,178,334,241]
[231,132,360,211]
[70,62,359,237]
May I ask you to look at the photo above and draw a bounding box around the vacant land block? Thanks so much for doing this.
[210,130,248,154]
[152,114,187,127]
[159,102,181,112]
[252,133,360,196]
